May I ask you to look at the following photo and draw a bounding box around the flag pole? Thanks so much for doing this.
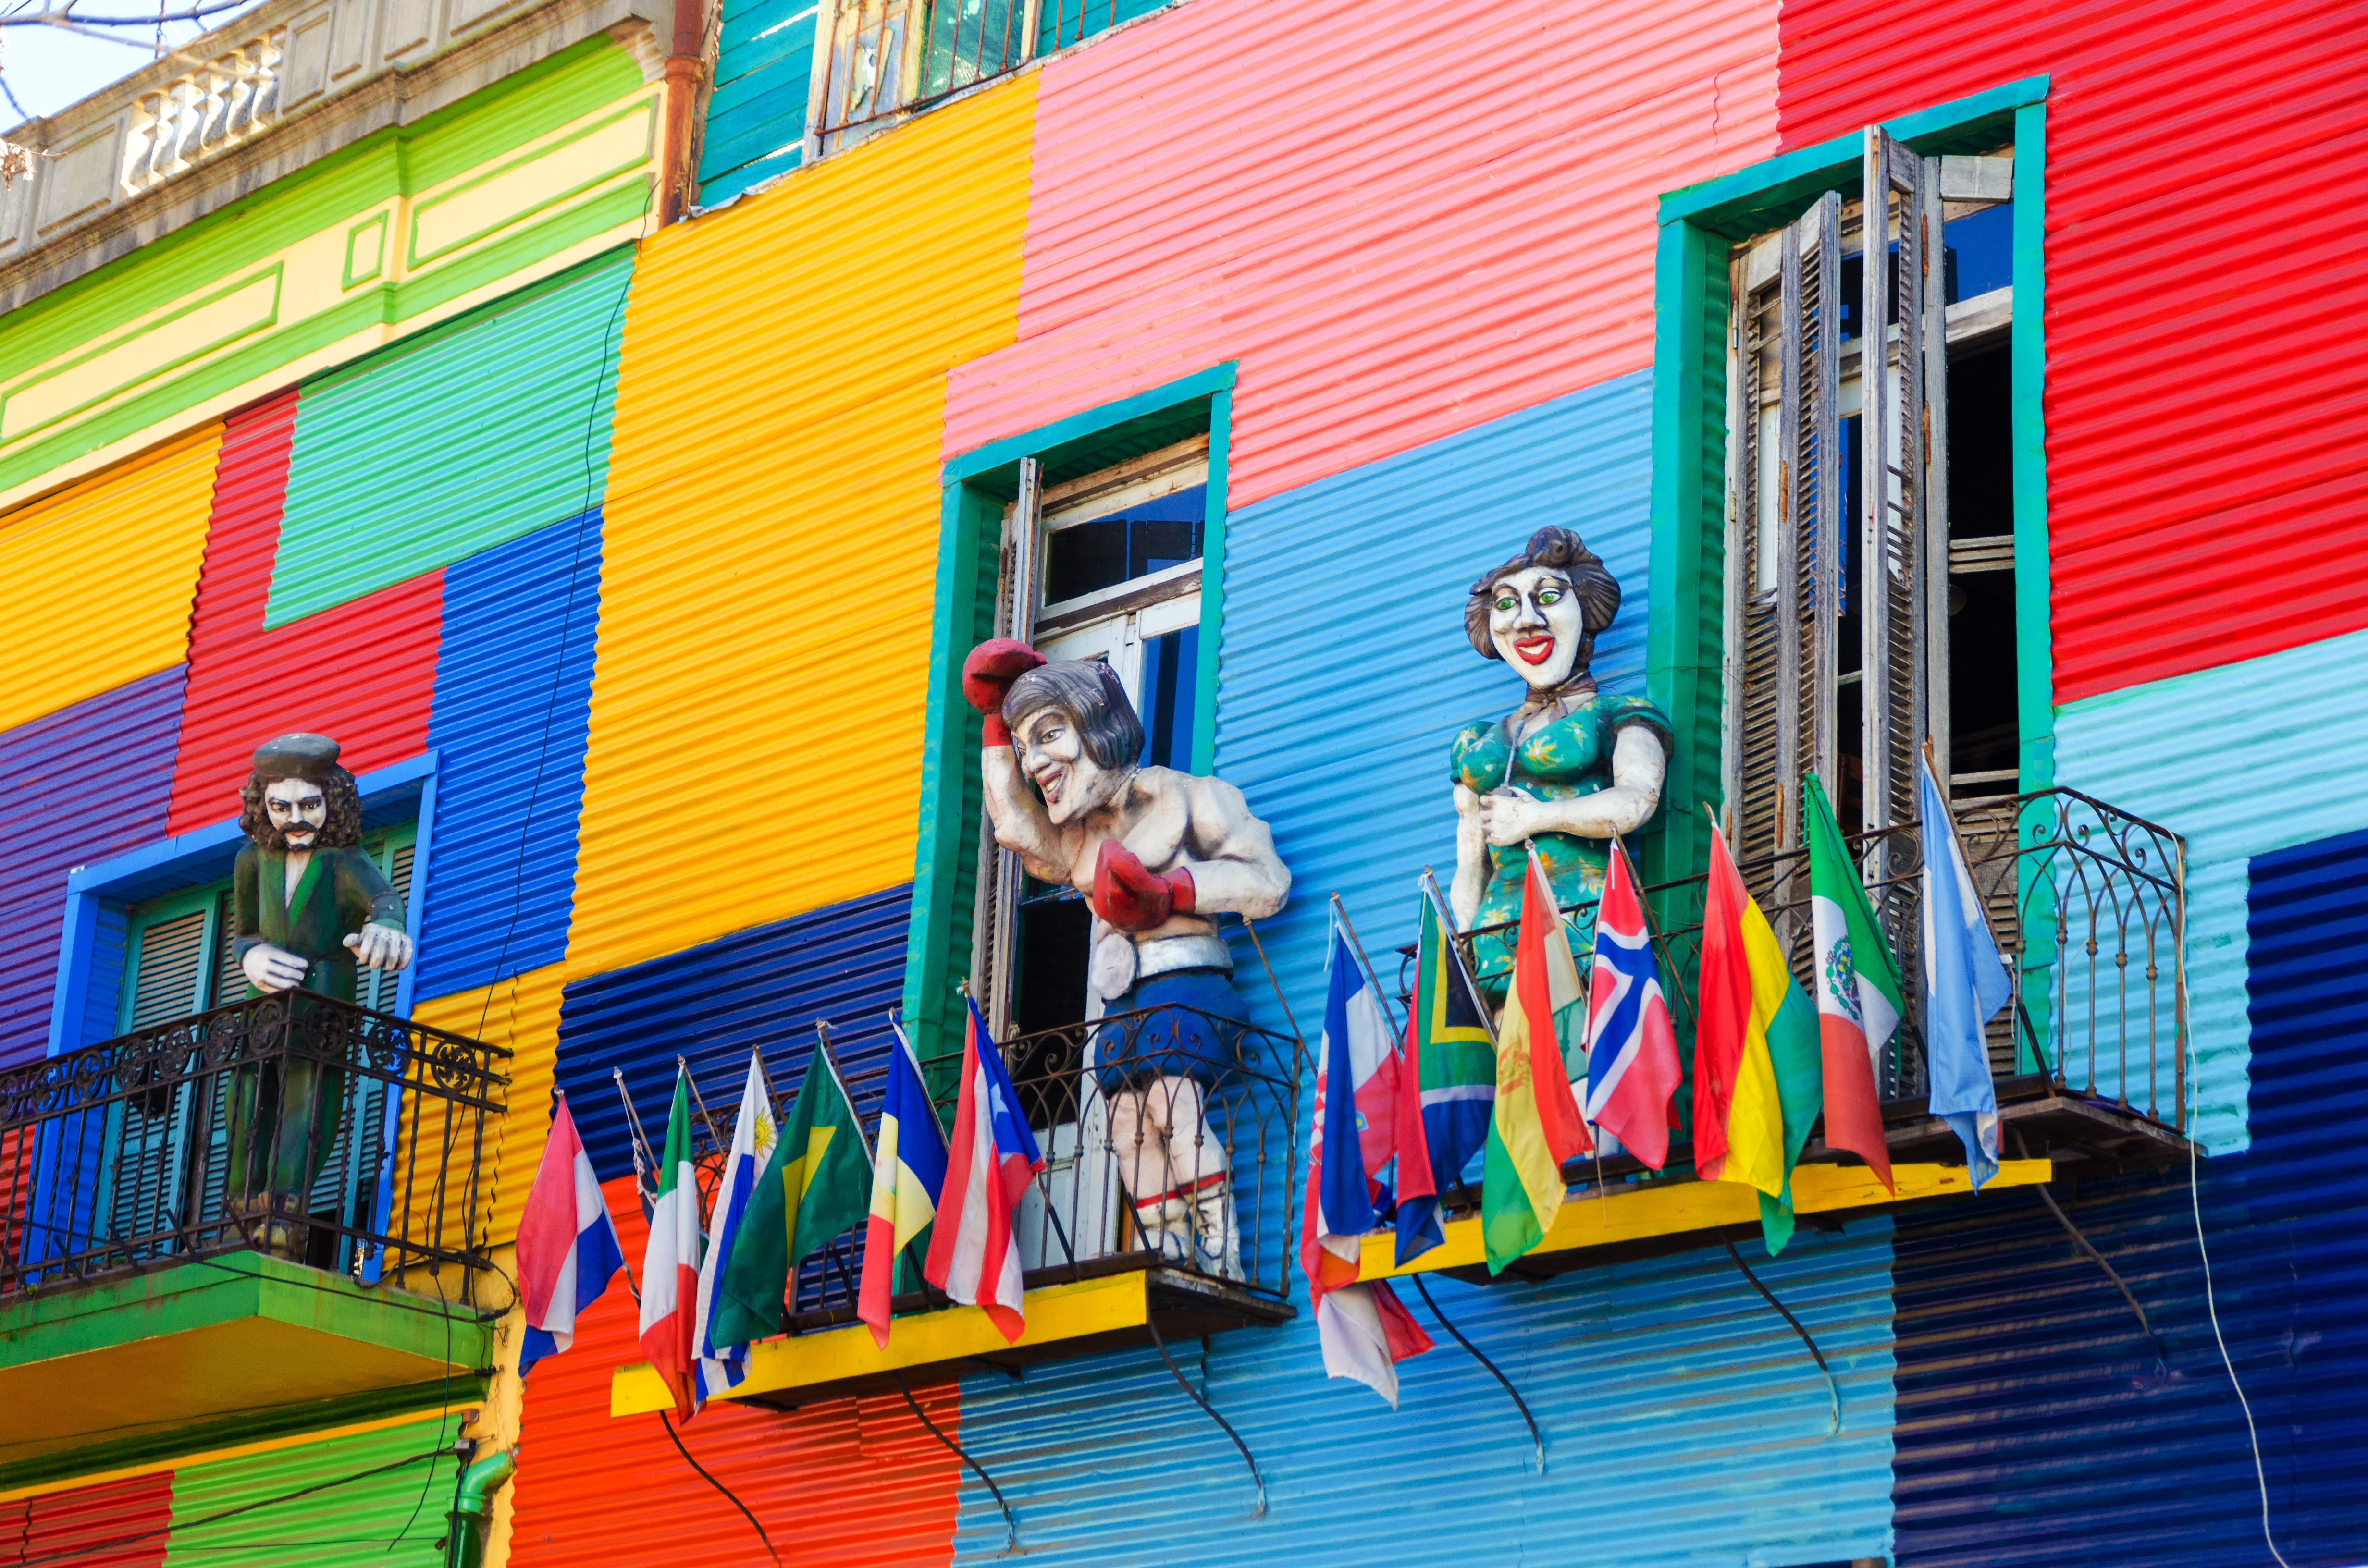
[813,1021,876,1166]
[1328,891,1405,1037]
[680,1055,728,1155]
[612,1066,660,1218]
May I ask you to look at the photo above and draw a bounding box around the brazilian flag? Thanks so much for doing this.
[710,1046,873,1346]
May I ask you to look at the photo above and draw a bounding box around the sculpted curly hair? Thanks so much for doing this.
[1463,526,1622,668]
[238,765,364,850]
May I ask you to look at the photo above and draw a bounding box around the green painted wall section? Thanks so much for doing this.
[161,1410,464,1564]
[266,249,633,627]
[698,0,817,206]
[0,37,649,502]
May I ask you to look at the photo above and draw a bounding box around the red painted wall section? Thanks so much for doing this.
[0,1469,173,1565]
[168,392,441,833]
[506,1176,961,1567]
[943,0,1782,509]
[1776,0,2368,703]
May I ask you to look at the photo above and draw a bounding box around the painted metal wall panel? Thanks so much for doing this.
[0,424,219,737]
[0,1470,173,1566]
[2056,625,2368,1152]
[697,0,817,206]
[159,1411,462,1564]
[1774,0,2368,703]
[1885,823,2368,1567]
[506,1173,960,1567]
[410,964,564,1251]
[554,885,909,1183]
[0,666,184,1067]
[417,511,604,1003]
[938,0,1776,510]
[167,394,440,836]
[568,80,1033,981]
[267,253,633,629]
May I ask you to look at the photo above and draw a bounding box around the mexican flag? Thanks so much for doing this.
[1804,772,1898,1194]
[636,1066,703,1420]
[713,1038,874,1348]
[1480,852,1593,1273]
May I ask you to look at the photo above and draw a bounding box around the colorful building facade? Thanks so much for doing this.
[2,0,2363,1561]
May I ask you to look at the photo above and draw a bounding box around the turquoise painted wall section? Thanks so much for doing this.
[2055,622,2368,1154]
[265,251,632,628]
[698,0,817,207]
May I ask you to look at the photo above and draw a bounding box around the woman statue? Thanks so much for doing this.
[1449,527,1673,994]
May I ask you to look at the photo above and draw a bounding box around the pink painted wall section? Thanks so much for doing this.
[943,0,1780,507]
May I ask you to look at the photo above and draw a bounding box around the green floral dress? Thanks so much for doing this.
[1450,691,1674,992]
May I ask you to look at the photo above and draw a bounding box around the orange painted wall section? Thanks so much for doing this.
[940,0,1780,507]
[1774,0,2368,703]
[506,1176,961,1567]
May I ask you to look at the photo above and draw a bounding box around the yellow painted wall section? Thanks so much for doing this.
[0,423,221,734]
[562,74,1038,981]
[406,964,564,1255]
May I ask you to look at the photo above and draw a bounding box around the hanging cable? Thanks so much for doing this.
[2014,1131,2168,1377]
[1143,1312,1264,1516]
[1721,1234,1840,1435]
[659,1411,780,1565]
[1412,1273,1544,1473]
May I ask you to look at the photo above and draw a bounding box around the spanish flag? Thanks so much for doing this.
[1480,851,1593,1273]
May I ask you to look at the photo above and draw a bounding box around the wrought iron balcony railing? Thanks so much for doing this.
[0,993,509,1302]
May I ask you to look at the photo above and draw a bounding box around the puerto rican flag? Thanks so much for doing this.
[923,998,1044,1342]
[1580,838,1681,1169]
[515,1092,625,1379]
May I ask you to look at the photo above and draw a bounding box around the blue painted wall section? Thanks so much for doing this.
[0,667,185,1067]
[416,510,605,1002]
[1885,824,2368,1567]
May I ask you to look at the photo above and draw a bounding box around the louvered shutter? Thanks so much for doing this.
[111,903,216,1251]
[970,457,1042,1040]
[357,835,415,1015]
[1727,192,1844,895]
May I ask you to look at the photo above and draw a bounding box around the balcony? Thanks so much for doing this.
[0,993,508,1463]
[611,1000,1302,1414]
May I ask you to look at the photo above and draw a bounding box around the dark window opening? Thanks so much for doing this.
[1947,337,2017,790]
[1839,196,2011,339]
[1139,625,1198,772]
[1041,483,1205,606]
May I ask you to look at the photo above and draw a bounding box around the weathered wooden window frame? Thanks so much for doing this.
[902,364,1237,1067]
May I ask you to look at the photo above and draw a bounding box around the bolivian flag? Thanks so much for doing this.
[1480,852,1594,1273]
[1694,821,1821,1251]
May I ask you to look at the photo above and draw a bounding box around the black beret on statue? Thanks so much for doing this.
[251,732,343,779]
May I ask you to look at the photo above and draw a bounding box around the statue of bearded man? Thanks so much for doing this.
[963,640,1289,1275]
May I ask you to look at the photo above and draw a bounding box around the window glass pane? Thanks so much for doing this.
[919,0,1024,97]
[1942,200,2012,304]
[1035,0,1169,55]
[1042,484,1205,606]
[1139,624,1198,771]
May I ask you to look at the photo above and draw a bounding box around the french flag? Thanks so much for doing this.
[515,1093,626,1378]
[923,998,1045,1342]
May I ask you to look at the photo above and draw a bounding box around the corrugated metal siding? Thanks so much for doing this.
[2055,626,2368,1153]
[0,666,185,1066]
[166,393,440,835]
[938,0,1777,510]
[553,885,909,1183]
[264,252,633,630]
[507,1174,961,1567]
[0,1470,172,1566]
[416,511,604,1003]
[696,0,816,206]
[1774,0,2368,704]
[409,964,565,1252]
[0,423,219,737]
[159,1412,462,1564]
[567,80,1033,981]
[1884,823,2368,1566]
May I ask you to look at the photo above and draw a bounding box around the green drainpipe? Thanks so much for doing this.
[445,1446,517,1568]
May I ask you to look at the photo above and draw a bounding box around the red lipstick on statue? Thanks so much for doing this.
[1513,634,1557,665]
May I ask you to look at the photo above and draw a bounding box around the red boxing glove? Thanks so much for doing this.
[963,638,1045,746]
[1093,839,1195,932]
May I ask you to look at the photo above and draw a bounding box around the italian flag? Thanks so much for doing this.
[1804,773,1898,1194]
[1480,852,1593,1274]
[636,1066,703,1420]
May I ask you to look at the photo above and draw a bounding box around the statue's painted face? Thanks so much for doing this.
[1016,704,1122,825]
[1487,565,1584,690]
[263,777,328,850]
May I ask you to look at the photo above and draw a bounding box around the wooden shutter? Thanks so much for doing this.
[125,908,211,1030]
[1727,191,1844,890]
[970,457,1042,1040]
[111,899,218,1250]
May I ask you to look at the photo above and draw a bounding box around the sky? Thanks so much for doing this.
[2,0,269,125]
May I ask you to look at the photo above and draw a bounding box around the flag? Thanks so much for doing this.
[1392,881,1495,1267]
[1580,839,1681,1170]
[1300,915,1432,1404]
[1919,756,2013,1190]
[1481,852,1595,1273]
[924,998,1046,1342]
[635,1066,702,1420]
[1805,772,1899,1198]
[691,1054,773,1401]
[516,1093,625,1379]
[860,1020,950,1348]
[1693,822,1802,1206]
[713,1038,873,1349]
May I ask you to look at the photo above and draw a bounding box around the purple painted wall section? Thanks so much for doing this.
[0,668,187,1067]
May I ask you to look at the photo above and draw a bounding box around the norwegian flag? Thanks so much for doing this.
[1579,839,1681,1169]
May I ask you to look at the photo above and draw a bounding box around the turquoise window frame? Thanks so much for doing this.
[903,363,1238,1062]
[1644,76,2052,887]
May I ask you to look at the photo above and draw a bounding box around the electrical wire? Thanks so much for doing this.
[658,1411,779,1564]
[2189,1106,2295,1568]
[1720,1234,1840,1436]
